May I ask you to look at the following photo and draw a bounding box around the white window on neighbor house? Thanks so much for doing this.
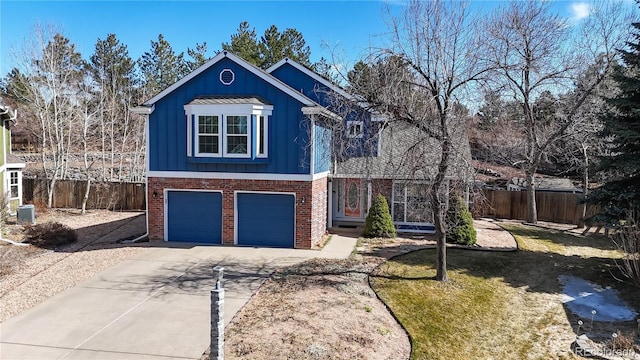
[392,182,433,224]
[224,115,249,157]
[346,120,363,138]
[196,115,221,156]
[9,171,19,199]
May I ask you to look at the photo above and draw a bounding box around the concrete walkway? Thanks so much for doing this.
[0,235,356,360]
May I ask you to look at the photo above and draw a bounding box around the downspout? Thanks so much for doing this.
[123,105,154,243]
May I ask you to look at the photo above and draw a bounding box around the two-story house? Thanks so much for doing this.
[135,52,473,248]
[133,51,337,248]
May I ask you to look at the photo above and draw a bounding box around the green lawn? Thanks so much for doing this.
[370,224,639,360]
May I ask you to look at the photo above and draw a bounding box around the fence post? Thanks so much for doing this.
[210,266,224,360]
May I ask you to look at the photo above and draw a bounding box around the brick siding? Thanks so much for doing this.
[147,176,328,249]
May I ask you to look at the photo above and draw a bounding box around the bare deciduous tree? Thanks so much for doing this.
[483,0,636,223]
[9,25,85,207]
[332,0,484,281]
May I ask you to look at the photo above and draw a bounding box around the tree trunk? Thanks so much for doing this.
[47,177,56,208]
[81,178,90,214]
[579,144,589,228]
[433,194,448,281]
[525,170,537,223]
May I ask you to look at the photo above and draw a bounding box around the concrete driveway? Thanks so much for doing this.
[0,236,356,359]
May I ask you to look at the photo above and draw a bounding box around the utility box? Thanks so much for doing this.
[17,205,35,225]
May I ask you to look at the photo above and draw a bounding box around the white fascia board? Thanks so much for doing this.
[131,105,155,115]
[144,51,316,107]
[370,113,388,122]
[5,162,26,169]
[302,106,341,121]
[267,58,354,100]
[148,170,319,182]
[184,103,273,116]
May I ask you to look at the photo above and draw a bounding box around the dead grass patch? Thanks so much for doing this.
[370,223,639,360]
[223,258,410,360]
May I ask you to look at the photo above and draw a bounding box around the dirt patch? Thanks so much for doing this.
[221,258,410,360]
[0,209,147,321]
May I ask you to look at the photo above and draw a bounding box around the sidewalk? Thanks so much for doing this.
[0,236,356,360]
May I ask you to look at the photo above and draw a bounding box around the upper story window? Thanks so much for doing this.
[197,115,220,155]
[225,115,248,156]
[256,115,268,158]
[185,96,273,160]
[347,120,363,138]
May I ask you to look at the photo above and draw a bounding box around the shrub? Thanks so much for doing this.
[0,194,9,232]
[363,194,396,238]
[607,330,636,352]
[611,221,640,287]
[446,193,477,245]
[24,222,77,248]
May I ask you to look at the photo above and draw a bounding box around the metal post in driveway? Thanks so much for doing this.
[211,266,224,360]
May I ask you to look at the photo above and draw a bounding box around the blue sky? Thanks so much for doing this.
[0,1,618,77]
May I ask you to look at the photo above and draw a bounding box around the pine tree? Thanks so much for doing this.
[259,25,311,69]
[137,34,188,97]
[222,22,312,69]
[587,20,640,225]
[186,42,209,72]
[446,193,477,245]
[363,194,396,238]
[222,22,262,67]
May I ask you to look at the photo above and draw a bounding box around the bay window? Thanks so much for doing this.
[184,98,272,160]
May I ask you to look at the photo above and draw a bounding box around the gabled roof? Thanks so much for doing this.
[267,58,355,100]
[144,51,320,108]
[268,58,386,121]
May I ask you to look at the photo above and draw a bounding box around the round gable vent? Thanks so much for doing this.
[220,69,234,85]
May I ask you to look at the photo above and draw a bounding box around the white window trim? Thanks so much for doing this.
[184,103,273,159]
[223,115,250,158]
[219,68,235,85]
[256,115,269,158]
[346,120,363,139]
[194,115,222,158]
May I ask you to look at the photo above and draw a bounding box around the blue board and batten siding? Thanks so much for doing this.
[270,62,379,159]
[149,57,311,174]
[314,124,331,174]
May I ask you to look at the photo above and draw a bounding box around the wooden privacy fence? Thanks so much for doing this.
[477,190,598,225]
[23,178,146,210]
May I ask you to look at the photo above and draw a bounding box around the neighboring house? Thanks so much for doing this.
[133,51,338,248]
[507,177,583,194]
[0,104,26,214]
[268,58,474,234]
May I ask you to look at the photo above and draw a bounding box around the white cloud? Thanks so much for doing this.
[570,2,590,21]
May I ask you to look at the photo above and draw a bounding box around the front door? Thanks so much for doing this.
[344,178,362,218]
